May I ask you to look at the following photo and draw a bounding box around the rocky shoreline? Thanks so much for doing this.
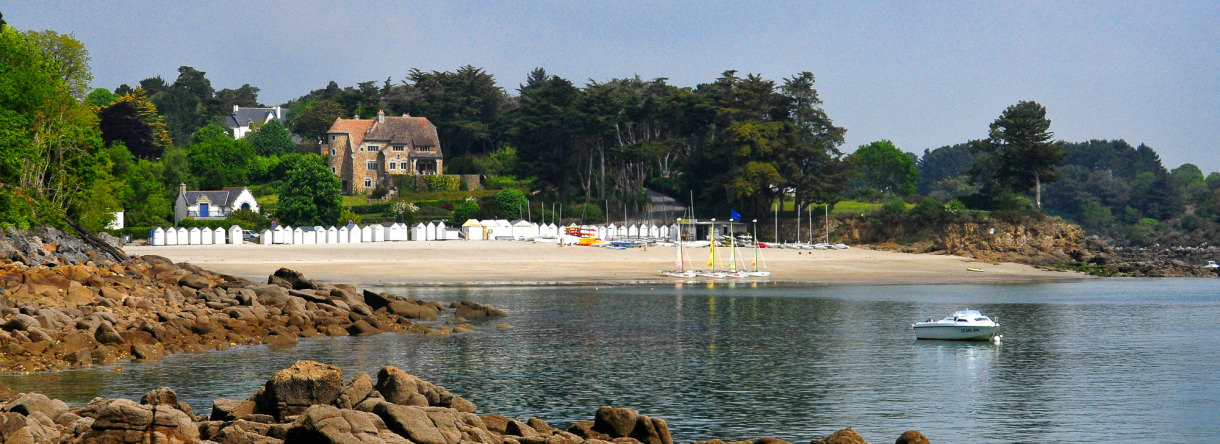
[0,359,929,444]
[0,226,506,374]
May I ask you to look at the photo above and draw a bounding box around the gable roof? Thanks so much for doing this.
[225,107,282,129]
[183,187,250,208]
[326,114,441,155]
[364,116,440,147]
[326,118,376,150]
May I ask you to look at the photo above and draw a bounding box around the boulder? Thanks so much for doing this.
[140,386,195,418]
[179,273,213,290]
[2,314,40,332]
[254,360,345,420]
[79,398,199,443]
[285,404,410,444]
[810,427,869,444]
[375,366,476,413]
[3,392,70,418]
[335,373,376,410]
[211,398,257,421]
[591,407,671,444]
[271,268,318,290]
[0,410,60,443]
[451,301,507,319]
[387,301,439,321]
[363,290,394,310]
[373,402,449,444]
[894,430,929,444]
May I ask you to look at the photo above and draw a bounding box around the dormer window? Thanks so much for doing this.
[392,145,405,152]
[417,146,433,152]
[368,145,380,152]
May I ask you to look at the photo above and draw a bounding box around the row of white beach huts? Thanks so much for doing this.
[146,220,685,246]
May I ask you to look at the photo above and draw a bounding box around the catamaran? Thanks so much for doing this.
[746,235,770,277]
[697,226,727,278]
[660,220,697,278]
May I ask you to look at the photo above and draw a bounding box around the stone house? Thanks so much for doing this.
[173,184,260,223]
[324,110,443,194]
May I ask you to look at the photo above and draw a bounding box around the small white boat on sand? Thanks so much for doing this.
[913,309,1000,341]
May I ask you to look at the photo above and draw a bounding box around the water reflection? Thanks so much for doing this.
[2,280,1218,442]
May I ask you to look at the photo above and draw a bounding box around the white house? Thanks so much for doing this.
[225,105,285,139]
[174,184,260,223]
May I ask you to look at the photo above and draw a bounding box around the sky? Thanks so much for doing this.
[7,1,1220,172]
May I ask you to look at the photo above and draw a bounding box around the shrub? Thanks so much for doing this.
[370,185,389,199]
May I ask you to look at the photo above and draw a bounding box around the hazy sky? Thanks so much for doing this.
[8,1,1219,172]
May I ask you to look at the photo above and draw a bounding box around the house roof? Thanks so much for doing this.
[183,187,249,208]
[327,114,441,154]
[225,107,282,129]
[326,118,376,150]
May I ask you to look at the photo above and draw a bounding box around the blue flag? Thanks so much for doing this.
[730,208,742,222]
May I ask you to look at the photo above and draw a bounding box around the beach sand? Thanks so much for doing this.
[124,241,1084,286]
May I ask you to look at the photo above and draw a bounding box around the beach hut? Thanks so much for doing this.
[272,226,285,244]
[288,227,300,244]
[228,226,242,245]
[326,226,338,244]
[372,224,385,242]
[260,229,272,244]
[462,219,485,240]
[412,223,426,241]
[338,226,349,244]
[387,223,405,241]
[649,224,660,238]
[349,225,363,243]
[151,227,166,246]
[186,227,200,245]
[668,223,679,241]
[596,225,607,240]
[616,224,628,239]
[659,224,669,240]
[628,224,639,239]
[164,227,178,245]
[510,220,533,240]
[201,227,213,245]
[359,225,372,242]
[302,227,317,244]
[605,224,617,241]
[422,222,435,241]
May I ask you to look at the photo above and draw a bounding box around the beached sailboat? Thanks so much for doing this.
[697,224,727,278]
[660,220,697,278]
[746,234,770,277]
[726,228,750,278]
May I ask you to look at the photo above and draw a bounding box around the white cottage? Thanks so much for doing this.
[174,184,260,223]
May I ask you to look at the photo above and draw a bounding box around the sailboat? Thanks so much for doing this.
[726,225,751,278]
[660,219,697,278]
[745,234,770,277]
[697,224,727,278]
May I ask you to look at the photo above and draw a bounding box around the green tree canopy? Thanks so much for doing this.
[98,88,172,159]
[970,100,1065,208]
[23,29,92,100]
[292,99,346,143]
[0,26,117,230]
[186,124,255,190]
[85,88,117,108]
[451,197,480,225]
[494,189,528,220]
[247,119,295,156]
[276,154,342,226]
[848,140,918,196]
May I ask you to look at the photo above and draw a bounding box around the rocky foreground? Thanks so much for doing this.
[0,226,506,373]
[0,360,929,444]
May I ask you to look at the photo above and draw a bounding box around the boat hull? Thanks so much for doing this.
[913,324,999,341]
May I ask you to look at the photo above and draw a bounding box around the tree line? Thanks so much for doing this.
[3,19,1214,247]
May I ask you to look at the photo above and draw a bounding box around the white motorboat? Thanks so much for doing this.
[912,309,1000,341]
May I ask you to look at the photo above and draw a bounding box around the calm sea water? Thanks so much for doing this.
[4,279,1218,443]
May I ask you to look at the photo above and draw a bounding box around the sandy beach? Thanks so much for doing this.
[124,241,1084,286]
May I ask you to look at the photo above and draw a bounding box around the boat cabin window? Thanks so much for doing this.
[975,317,988,321]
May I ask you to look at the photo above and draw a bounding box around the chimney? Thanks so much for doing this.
[234,104,239,113]
[179,182,186,196]
[377,109,385,124]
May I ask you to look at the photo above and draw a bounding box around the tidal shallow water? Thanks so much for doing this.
[4,279,1218,442]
